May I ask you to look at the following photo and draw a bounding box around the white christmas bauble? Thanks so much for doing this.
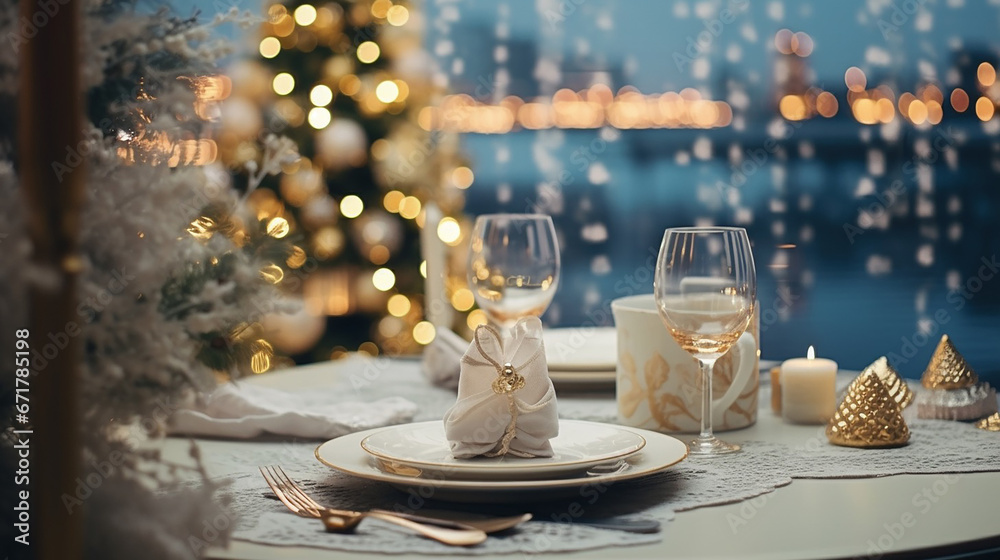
[261,300,326,355]
[279,166,325,206]
[220,97,263,139]
[300,195,339,229]
[350,210,404,254]
[315,119,368,171]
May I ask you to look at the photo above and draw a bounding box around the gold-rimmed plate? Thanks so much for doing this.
[316,422,687,503]
[358,420,645,481]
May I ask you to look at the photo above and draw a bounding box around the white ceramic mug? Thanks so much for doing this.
[611,294,759,433]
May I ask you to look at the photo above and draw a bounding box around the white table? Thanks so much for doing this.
[185,358,1000,560]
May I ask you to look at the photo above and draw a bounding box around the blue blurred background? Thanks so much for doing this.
[423,0,1000,381]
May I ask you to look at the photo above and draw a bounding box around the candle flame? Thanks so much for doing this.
[807,345,815,360]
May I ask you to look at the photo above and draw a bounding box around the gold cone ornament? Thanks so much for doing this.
[827,371,910,448]
[861,356,914,409]
[921,335,978,390]
[975,413,1000,432]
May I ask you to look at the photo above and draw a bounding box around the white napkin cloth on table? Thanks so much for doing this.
[420,327,468,390]
[169,383,417,439]
[443,316,558,458]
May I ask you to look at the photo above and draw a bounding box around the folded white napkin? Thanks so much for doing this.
[443,317,558,458]
[421,327,468,390]
[169,383,417,439]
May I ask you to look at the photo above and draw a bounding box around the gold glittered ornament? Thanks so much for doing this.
[921,335,978,389]
[827,371,910,448]
[976,412,1000,432]
[860,356,914,408]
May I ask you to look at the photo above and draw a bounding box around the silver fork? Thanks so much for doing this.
[259,466,487,546]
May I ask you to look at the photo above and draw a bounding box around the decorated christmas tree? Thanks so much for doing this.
[220,0,474,361]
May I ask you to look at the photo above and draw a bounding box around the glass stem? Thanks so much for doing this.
[699,357,718,441]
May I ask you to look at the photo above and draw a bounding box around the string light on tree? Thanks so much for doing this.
[220,0,471,359]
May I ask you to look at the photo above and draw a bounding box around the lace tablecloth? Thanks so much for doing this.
[208,356,1000,556]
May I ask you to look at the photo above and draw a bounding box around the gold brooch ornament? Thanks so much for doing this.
[492,361,526,394]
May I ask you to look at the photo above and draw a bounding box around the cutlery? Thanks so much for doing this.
[259,466,487,546]
[371,510,533,533]
[381,509,658,534]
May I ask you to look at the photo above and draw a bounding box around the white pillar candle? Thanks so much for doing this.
[781,346,838,424]
[421,202,452,327]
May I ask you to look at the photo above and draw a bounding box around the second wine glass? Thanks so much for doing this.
[654,226,756,457]
[468,214,560,331]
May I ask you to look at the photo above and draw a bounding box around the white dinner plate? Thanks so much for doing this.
[315,422,688,503]
[359,420,645,480]
[543,327,617,371]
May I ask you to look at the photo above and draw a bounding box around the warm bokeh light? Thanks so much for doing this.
[451,288,475,312]
[370,0,391,18]
[369,245,390,265]
[466,309,488,329]
[266,217,290,238]
[386,5,409,26]
[260,264,285,284]
[259,37,281,59]
[852,98,878,125]
[951,88,970,112]
[286,246,307,268]
[791,32,813,57]
[978,62,996,87]
[437,217,462,245]
[976,96,995,121]
[387,294,411,317]
[383,190,405,212]
[375,80,400,103]
[926,101,943,124]
[774,29,793,55]
[428,89,733,133]
[272,14,294,37]
[779,95,807,121]
[816,91,838,117]
[898,92,915,116]
[340,195,364,218]
[339,74,362,96]
[907,99,928,124]
[413,321,436,345]
[845,67,867,93]
[398,196,421,219]
[451,166,474,189]
[308,107,332,129]
[272,72,295,95]
[419,260,427,278]
[293,4,317,26]
[372,268,396,291]
[876,98,895,123]
[310,84,333,106]
[357,41,380,63]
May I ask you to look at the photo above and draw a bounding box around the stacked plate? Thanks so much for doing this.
[315,420,688,503]
[542,327,618,391]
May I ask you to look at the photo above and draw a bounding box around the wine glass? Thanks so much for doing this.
[468,214,560,331]
[654,227,756,457]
